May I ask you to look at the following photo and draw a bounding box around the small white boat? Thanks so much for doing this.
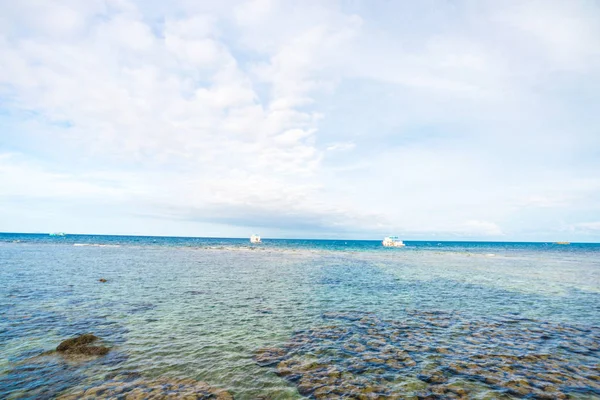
[49,232,66,237]
[382,236,405,247]
[250,234,261,244]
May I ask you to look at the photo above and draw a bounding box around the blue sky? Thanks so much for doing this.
[1,0,599,241]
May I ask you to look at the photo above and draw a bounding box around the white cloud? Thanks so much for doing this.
[326,142,355,152]
[0,0,599,239]
[0,153,145,201]
[570,222,600,232]
[518,195,570,208]
[460,220,504,237]
[0,152,386,236]
[495,0,600,69]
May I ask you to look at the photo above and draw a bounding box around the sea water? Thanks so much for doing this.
[0,234,599,399]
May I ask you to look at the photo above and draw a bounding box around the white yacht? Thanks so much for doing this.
[250,234,261,244]
[382,236,405,247]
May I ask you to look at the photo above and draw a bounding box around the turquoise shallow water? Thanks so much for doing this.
[0,234,599,399]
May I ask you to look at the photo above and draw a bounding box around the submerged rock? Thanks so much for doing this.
[255,310,600,399]
[57,377,233,400]
[56,333,110,356]
[254,347,287,366]
[56,333,97,350]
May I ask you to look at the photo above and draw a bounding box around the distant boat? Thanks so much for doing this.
[49,232,66,237]
[555,241,570,245]
[250,234,261,244]
[382,236,405,247]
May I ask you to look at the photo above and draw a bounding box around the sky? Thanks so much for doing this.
[0,0,599,241]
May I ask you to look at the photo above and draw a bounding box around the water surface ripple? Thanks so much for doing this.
[0,234,598,399]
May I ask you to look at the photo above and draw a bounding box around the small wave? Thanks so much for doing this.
[73,243,121,248]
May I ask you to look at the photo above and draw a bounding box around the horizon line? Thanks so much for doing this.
[1,231,597,244]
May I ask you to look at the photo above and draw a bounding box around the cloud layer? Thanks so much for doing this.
[1,0,599,240]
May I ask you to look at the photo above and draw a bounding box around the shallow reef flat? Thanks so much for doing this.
[1,237,598,399]
[255,310,600,399]
[57,376,233,400]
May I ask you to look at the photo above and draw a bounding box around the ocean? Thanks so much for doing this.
[1,233,599,399]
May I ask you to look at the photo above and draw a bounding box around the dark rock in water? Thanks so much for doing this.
[254,347,287,366]
[103,371,142,381]
[186,290,208,295]
[128,302,156,313]
[418,372,448,384]
[254,310,600,399]
[56,333,98,351]
[99,278,107,283]
[57,377,233,399]
[71,345,110,356]
[56,333,110,356]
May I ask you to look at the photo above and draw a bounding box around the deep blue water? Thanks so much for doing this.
[3,232,599,253]
[1,233,599,399]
